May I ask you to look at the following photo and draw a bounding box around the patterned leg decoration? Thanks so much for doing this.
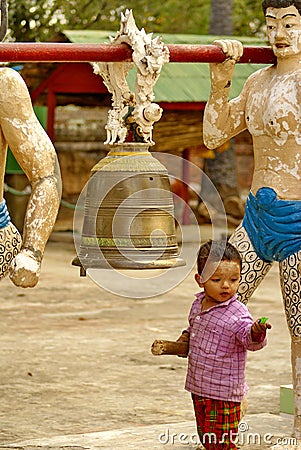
[279,251,301,439]
[279,251,301,337]
[229,224,273,304]
[0,222,22,280]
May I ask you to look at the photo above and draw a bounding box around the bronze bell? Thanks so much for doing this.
[72,143,185,274]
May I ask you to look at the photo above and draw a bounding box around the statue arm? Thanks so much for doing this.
[0,68,61,286]
[203,40,248,149]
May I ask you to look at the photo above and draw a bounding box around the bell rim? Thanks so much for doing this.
[72,255,186,270]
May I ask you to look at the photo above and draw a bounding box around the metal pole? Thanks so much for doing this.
[0,42,275,64]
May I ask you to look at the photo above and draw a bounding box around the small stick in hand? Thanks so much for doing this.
[151,339,189,357]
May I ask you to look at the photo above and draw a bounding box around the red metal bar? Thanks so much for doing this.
[0,42,276,64]
[167,44,276,64]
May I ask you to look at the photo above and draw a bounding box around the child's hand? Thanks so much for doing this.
[251,318,272,342]
[176,331,190,344]
[176,331,189,358]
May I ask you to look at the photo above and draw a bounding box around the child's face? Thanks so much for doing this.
[195,260,241,304]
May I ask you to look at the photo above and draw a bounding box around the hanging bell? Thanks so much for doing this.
[72,143,185,274]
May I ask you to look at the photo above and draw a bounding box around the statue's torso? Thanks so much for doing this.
[245,67,301,199]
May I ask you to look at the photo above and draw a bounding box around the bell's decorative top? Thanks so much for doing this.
[93,9,169,145]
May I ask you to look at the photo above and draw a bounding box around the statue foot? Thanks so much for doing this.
[9,251,40,288]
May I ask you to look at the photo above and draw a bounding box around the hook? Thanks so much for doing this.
[0,0,8,42]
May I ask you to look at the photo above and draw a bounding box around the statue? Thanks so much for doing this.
[0,67,61,288]
[203,0,301,441]
[92,9,169,145]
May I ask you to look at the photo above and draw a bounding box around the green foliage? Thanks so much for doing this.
[7,0,59,41]
[126,1,211,35]
[234,0,267,39]
[6,0,267,42]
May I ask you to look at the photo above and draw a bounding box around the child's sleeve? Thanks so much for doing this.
[185,297,199,334]
[234,312,267,351]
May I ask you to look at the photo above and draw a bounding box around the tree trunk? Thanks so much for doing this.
[200,0,244,226]
[209,0,234,35]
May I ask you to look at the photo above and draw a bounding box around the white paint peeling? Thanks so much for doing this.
[295,135,301,146]
[12,252,40,274]
[0,66,61,287]
[267,156,301,180]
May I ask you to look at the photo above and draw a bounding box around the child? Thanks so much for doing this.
[177,240,271,450]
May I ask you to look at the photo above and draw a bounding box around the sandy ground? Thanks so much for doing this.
[0,233,295,449]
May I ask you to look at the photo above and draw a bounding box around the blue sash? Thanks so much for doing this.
[0,199,11,229]
[242,187,301,262]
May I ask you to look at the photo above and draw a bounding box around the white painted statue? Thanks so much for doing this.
[0,67,61,288]
[203,0,301,441]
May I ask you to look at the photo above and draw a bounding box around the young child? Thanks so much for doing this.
[177,240,271,450]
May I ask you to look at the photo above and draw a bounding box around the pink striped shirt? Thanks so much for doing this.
[185,292,267,402]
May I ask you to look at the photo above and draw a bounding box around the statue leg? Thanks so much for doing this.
[279,250,301,440]
[229,224,273,304]
[0,222,22,279]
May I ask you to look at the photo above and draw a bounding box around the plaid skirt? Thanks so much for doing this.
[192,394,241,450]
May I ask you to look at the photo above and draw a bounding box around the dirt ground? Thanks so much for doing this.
[0,233,294,449]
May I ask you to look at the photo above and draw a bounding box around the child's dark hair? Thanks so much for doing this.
[197,240,242,276]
